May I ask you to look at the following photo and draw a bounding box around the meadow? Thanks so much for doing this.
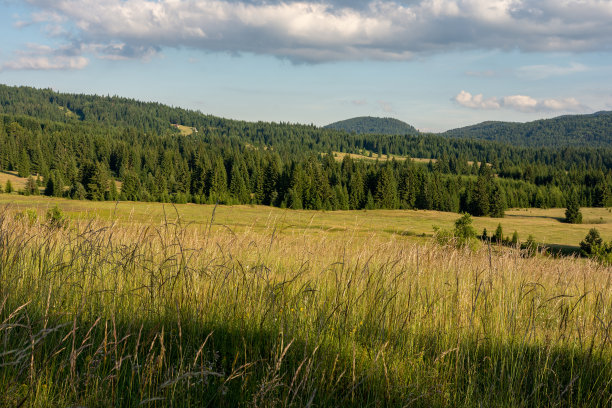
[0,195,611,407]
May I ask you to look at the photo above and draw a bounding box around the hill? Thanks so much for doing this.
[442,111,612,148]
[1,83,612,216]
[324,116,418,135]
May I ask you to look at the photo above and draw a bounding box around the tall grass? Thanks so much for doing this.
[0,206,610,407]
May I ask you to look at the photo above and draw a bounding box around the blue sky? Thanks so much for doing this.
[1,0,611,132]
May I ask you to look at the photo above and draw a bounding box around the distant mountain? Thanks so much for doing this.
[442,111,612,148]
[324,116,418,135]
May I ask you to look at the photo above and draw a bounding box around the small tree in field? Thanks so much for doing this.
[454,213,477,247]
[565,192,582,224]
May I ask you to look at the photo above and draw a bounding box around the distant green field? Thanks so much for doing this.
[1,194,609,249]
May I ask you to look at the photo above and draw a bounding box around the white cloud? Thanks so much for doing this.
[13,0,612,63]
[2,56,89,70]
[453,90,500,109]
[454,90,588,113]
[502,94,538,111]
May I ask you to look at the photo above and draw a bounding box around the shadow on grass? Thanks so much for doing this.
[505,213,566,223]
[2,304,610,408]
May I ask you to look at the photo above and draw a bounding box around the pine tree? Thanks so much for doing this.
[229,162,249,203]
[108,180,119,201]
[565,192,582,224]
[24,176,39,196]
[5,180,13,193]
[511,231,519,247]
[494,223,503,244]
[374,166,398,209]
[489,185,506,218]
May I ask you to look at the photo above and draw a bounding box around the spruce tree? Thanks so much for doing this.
[489,185,506,218]
[494,223,503,244]
[565,192,582,224]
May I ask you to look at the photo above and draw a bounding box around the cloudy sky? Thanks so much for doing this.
[1,0,611,131]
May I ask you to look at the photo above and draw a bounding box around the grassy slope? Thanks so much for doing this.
[1,194,610,249]
[0,171,31,190]
[0,199,610,407]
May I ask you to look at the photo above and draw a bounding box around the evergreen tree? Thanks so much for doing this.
[365,190,375,210]
[24,176,39,195]
[374,166,398,209]
[5,180,14,193]
[348,171,365,210]
[229,162,249,203]
[494,223,503,244]
[209,157,228,202]
[511,231,519,246]
[489,185,506,218]
[580,228,603,256]
[565,192,582,224]
[108,180,119,201]
[17,149,30,178]
[70,182,87,200]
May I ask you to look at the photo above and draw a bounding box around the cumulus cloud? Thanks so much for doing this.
[454,90,500,109]
[454,90,588,113]
[10,0,612,63]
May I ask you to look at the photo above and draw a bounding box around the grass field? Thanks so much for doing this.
[173,124,198,135]
[0,196,611,407]
[1,194,610,250]
[0,171,31,191]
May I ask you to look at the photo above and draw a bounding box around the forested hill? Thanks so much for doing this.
[324,116,418,135]
[1,83,612,215]
[442,111,612,148]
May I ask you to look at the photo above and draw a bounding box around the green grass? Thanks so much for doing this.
[1,194,611,248]
[0,198,611,406]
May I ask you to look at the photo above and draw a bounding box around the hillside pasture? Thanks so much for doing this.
[0,198,610,407]
[0,194,610,249]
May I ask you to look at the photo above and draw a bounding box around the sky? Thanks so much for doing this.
[0,0,611,132]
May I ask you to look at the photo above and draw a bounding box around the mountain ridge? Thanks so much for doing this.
[442,111,612,148]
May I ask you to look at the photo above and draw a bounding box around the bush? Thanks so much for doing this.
[46,206,67,229]
[580,228,602,256]
[434,213,478,249]
[522,235,538,257]
[454,213,476,245]
[15,209,38,226]
[579,228,612,265]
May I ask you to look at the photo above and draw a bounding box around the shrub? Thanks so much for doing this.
[46,206,67,229]
[15,208,38,226]
[580,228,602,256]
[454,213,476,245]
[522,235,538,257]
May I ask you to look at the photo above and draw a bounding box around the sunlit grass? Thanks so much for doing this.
[0,202,610,407]
[1,194,611,248]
